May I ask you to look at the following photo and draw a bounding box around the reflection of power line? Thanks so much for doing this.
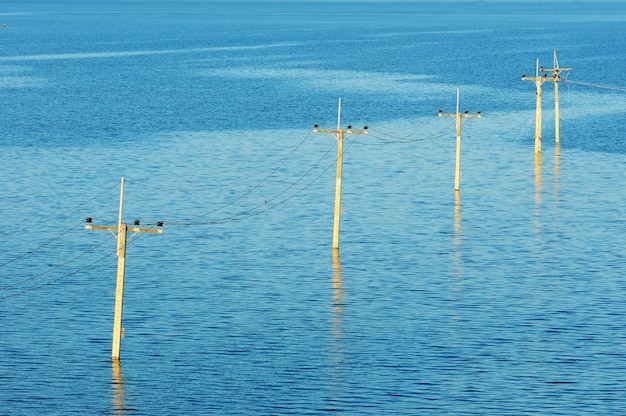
[314,98,368,250]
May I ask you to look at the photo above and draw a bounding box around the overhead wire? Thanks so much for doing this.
[335,100,469,144]
[564,79,626,92]
[0,181,119,238]
[363,116,456,144]
[0,248,117,301]
[145,130,315,225]
[168,134,339,226]
[0,233,116,294]
[0,219,87,269]
[0,221,164,301]
[242,135,359,220]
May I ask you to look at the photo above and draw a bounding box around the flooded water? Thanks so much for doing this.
[1,1,626,414]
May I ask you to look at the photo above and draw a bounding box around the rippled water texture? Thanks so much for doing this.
[1,1,626,415]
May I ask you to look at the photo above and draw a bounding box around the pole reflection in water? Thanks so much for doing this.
[554,143,560,204]
[112,360,127,415]
[534,152,543,232]
[453,191,463,278]
[332,249,344,353]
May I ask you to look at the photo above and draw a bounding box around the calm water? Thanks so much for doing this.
[2,1,626,414]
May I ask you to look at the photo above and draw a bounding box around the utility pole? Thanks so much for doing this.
[313,98,368,250]
[540,50,572,146]
[522,59,547,154]
[86,177,163,361]
[438,88,481,192]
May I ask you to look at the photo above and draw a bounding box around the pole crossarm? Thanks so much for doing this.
[521,75,548,83]
[540,67,573,79]
[438,113,481,120]
[313,127,368,136]
[86,224,163,234]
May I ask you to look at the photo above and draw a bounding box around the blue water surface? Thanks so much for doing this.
[1,1,626,415]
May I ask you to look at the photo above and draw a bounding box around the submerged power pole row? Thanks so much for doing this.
[86,177,163,361]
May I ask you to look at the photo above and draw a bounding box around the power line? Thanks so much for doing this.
[0,233,116,297]
[0,181,119,238]
[362,117,456,144]
[340,101,450,144]
[564,79,626,92]
[168,137,340,226]
[160,130,314,225]
[0,250,117,301]
[0,219,86,269]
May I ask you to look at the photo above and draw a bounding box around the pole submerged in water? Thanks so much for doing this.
[85,177,163,361]
[438,88,481,192]
[313,98,368,249]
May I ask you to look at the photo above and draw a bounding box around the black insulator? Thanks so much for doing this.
[347,125,352,129]
[363,126,368,130]
[464,110,469,114]
[313,124,318,128]
[134,219,140,226]
[156,221,164,227]
[86,217,93,223]
[477,111,481,115]
[522,74,526,78]
[438,109,443,113]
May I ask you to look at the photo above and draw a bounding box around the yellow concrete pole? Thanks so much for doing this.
[313,99,367,249]
[522,60,546,154]
[540,50,572,146]
[554,73,560,145]
[454,112,462,191]
[438,88,480,192]
[85,177,163,361]
[535,77,543,154]
[112,176,126,361]
[112,223,127,361]
[333,130,344,249]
